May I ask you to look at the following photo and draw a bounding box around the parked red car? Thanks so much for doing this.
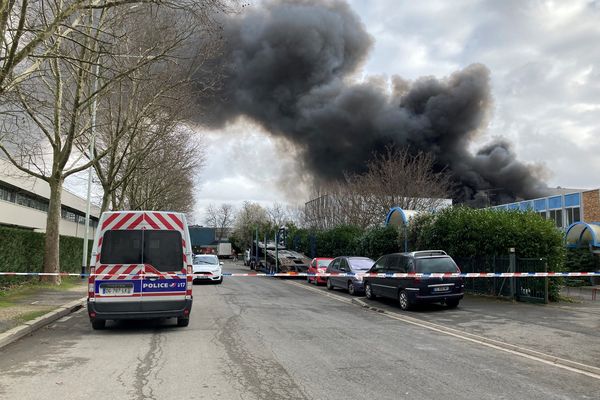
[307,257,334,285]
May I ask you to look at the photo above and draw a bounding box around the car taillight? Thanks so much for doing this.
[88,267,95,299]
[186,265,193,298]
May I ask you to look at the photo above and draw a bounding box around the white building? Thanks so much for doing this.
[0,158,100,238]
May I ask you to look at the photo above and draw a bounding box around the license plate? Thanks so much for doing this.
[100,284,134,296]
[433,286,450,292]
[195,275,210,279]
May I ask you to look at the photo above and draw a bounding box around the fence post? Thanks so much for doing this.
[509,248,516,300]
[544,261,549,304]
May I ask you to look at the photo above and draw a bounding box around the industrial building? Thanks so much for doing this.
[0,158,100,238]
[490,188,600,252]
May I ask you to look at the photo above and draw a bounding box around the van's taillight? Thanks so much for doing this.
[185,265,193,298]
[88,267,95,299]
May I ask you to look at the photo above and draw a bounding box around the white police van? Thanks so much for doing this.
[87,211,193,329]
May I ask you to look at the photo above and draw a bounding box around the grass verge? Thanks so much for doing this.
[0,277,83,306]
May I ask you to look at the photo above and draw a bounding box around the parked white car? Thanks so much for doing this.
[192,254,223,284]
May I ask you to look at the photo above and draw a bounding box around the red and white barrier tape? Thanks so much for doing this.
[0,272,599,278]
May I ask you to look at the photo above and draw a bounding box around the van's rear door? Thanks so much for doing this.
[93,212,145,313]
[140,213,188,312]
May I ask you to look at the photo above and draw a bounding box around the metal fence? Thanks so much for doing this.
[455,255,548,304]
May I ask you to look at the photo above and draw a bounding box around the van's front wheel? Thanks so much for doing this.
[177,317,190,327]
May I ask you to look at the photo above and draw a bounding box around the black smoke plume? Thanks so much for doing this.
[199,0,547,204]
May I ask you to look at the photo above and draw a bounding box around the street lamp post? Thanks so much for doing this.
[81,10,101,279]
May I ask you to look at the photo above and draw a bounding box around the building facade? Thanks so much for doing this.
[0,159,100,238]
[490,189,600,229]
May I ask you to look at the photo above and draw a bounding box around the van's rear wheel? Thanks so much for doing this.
[177,317,190,327]
[91,319,105,330]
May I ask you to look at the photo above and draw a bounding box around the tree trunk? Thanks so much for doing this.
[100,185,111,213]
[42,176,64,284]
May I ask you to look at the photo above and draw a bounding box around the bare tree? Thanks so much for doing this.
[0,0,230,95]
[0,2,228,283]
[231,201,269,249]
[305,146,452,229]
[87,5,224,212]
[205,203,235,241]
[115,126,204,214]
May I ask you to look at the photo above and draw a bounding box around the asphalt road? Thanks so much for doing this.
[0,262,599,400]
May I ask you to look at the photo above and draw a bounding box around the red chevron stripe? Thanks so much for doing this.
[144,213,160,229]
[154,213,175,230]
[112,213,136,230]
[101,213,120,230]
[168,213,184,230]
[126,214,144,230]
[117,264,137,280]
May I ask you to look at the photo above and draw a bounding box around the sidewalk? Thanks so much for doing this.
[0,278,86,335]
[561,285,600,302]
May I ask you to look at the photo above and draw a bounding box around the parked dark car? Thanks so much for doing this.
[326,256,374,295]
[363,250,464,310]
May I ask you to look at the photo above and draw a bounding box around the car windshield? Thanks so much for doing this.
[193,255,218,265]
[415,257,459,273]
[349,258,374,270]
[317,260,332,267]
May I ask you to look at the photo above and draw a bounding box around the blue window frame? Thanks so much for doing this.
[534,199,546,212]
[548,196,562,209]
[564,193,580,208]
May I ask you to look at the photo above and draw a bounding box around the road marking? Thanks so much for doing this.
[30,301,39,305]
[57,315,73,323]
[286,280,600,380]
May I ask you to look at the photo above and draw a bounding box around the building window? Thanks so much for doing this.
[566,207,581,226]
[549,209,563,228]
[0,184,16,202]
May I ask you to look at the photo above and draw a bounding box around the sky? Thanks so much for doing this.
[66,0,600,223]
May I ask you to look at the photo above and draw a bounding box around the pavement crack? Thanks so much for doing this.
[133,331,165,400]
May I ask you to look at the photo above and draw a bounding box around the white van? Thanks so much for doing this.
[87,211,193,329]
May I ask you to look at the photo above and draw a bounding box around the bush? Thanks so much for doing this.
[564,248,599,273]
[0,227,92,287]
[409,207,566,301]
[356,225,401,260]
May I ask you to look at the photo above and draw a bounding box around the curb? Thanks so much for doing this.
[0,296,86,351]
[350,298,600,377]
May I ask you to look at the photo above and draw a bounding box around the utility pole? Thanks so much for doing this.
[81,9,101,279]
[275,230,279,274]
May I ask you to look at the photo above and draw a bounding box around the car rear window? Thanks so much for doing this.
[100,230,142,264]
[99,230,182,271]
[348,258,374,270]
[144,230,183,272]
[317,260,332,267]
[415,257,459,273]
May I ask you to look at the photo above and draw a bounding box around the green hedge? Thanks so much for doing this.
[289,207,568,301]
[408,207,566,301]
[0,227,92,286]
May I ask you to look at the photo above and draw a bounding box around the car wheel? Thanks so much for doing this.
[446,299,459,309]
[307,275,311,283]
[365,282,376,299]
[91,319,105,330]
[348,281,356,296]
[216,277,223,284]
[398,290,412,311]
[177,317,190,327]
[314,276,319,286]
[326,278,334,290]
